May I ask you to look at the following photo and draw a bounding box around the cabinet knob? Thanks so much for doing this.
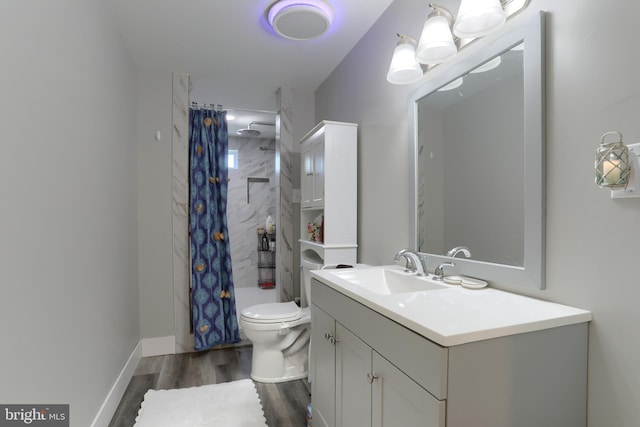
[324,332,339,345]
[367,373,379,384]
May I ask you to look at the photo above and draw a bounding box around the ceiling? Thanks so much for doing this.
[106,0,396,138]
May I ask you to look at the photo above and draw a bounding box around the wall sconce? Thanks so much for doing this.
[596,130,640,198]
[387,0,529,85]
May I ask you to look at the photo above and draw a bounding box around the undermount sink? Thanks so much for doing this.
[331,267,447,295]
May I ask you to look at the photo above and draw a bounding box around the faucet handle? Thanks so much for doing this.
[434,262,455,281]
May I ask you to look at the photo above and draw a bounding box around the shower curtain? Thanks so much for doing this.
[189,108,240,351]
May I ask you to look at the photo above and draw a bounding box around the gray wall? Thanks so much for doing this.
[137,71,175,340]
[316,0,640,425]
[0,1,139,425]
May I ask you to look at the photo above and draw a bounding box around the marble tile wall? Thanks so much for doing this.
[171,73,193,353]
[276,88,296,303]
[227,136,276,288]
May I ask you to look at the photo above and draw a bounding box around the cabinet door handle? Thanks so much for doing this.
[367,373,379,384]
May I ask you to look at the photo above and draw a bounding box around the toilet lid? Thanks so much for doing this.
[241,301,302,323]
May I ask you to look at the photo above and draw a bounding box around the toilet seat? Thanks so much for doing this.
[241,301,302,324]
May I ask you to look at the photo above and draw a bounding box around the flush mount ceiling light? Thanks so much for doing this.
[267,0,335,40]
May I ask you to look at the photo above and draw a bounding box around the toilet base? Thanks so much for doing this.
[249,340,309,383]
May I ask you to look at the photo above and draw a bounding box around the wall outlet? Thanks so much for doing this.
[611,143,640,199]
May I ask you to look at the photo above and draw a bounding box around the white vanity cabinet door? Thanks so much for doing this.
[372,353,446,427]
[335,323,372,427]
[311,305,337,427]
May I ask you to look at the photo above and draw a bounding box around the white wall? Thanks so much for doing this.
[0,1,139,425]
[316,0,640,425]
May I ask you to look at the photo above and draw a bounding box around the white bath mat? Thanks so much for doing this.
[134,379,267,427]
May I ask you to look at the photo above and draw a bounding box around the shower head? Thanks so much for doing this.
[236,127,261,136]
[236,121,275,137]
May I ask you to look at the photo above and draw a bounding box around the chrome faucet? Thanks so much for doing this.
[446,246,471,259]
[433,262,455,281]
[394,248,428,276]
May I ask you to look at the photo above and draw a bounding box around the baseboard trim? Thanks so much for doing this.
[141,335,176,357]
[90,341,142,427]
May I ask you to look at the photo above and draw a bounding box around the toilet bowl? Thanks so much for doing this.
[240,301,311,383]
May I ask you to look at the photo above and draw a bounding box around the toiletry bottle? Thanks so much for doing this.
[266,215,274,234]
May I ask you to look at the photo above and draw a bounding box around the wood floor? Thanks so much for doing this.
[109,344,311,427]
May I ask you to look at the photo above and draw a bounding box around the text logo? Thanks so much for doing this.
[0,405,68,426]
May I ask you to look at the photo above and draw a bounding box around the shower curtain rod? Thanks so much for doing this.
[190,102,277,115]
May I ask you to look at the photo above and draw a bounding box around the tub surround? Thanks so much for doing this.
[311,265,591,347]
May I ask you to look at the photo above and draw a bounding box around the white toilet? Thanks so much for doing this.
[239,262,316,383]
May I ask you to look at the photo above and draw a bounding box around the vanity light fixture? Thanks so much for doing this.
[596,131,640,198]
[387,34,424,84]
[387,0,530,85]
[266,0,334,40]
[453,0,506,38]
[416,4,457,65]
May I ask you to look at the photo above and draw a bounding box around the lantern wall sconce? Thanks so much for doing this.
[387,0,530,85]
[596,130,640,198]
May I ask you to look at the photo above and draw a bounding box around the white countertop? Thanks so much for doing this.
[310,265,592,347]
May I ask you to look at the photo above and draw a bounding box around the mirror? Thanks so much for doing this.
[409,11,546,289]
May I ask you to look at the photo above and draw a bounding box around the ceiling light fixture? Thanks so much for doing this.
[267,0,335,40]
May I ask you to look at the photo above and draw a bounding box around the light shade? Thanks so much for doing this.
[453,0,506,38]
[416,12,457,64]
[267,0,334,40]
[387,35,423,84]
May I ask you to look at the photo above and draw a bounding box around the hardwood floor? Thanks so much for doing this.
[109,344,311,427]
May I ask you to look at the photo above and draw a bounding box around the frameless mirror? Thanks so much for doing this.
[409,11,546,289]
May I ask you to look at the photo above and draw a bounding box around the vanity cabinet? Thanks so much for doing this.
[310,278,589,427]
[311,304,445,427]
